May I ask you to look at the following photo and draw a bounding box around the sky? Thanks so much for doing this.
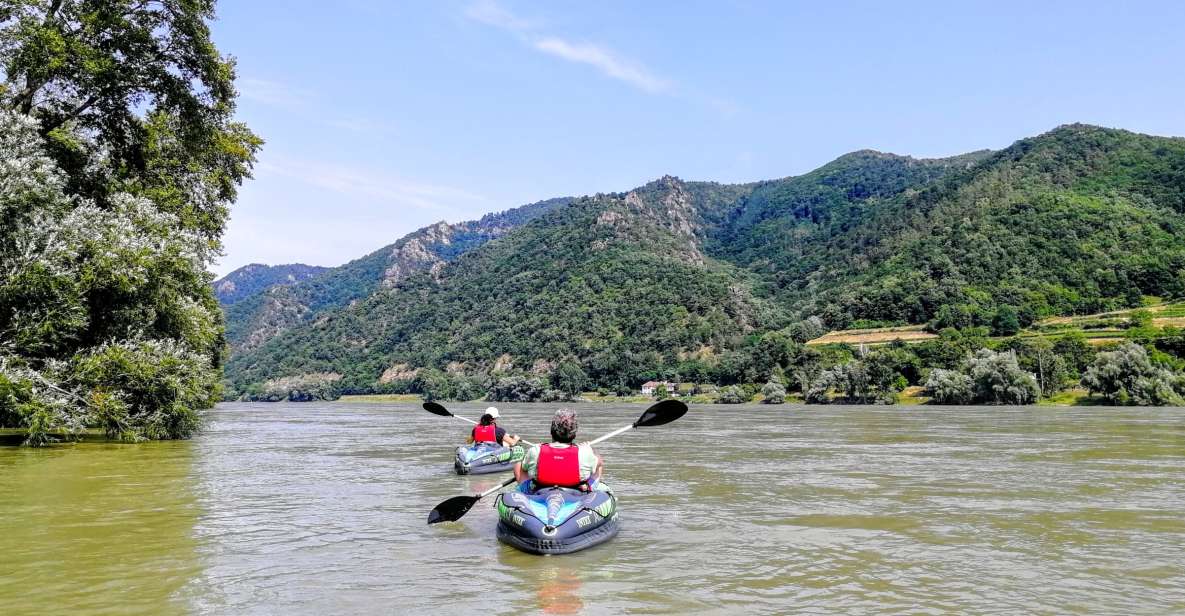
[209,0,1185,276]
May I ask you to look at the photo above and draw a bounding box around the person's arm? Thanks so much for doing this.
[466,426,475,444]
[513,446,535,483]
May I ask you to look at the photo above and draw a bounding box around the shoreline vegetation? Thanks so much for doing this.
[337,385,1116,408]
[239,300,1185,410]
[339,387,1108,407]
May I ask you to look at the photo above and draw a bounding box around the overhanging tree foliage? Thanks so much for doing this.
[0,0,258,444]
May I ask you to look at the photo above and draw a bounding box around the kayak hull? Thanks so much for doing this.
[495,485,619,555]
[454,443,520,475]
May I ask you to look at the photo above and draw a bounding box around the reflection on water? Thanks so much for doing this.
[2,402,1185,614]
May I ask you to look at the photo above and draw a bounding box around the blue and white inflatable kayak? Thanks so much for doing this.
[494,483,619,554]
[454,443,523,475]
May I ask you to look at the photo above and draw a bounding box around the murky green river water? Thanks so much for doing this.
[2,402,1184,614]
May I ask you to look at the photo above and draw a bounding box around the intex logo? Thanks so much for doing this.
[512,514,525,526]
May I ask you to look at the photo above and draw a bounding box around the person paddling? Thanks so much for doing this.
[513,408,603,492]
[467,407,520,448]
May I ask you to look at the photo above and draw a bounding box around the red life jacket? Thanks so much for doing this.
[473,424,497,443]
[535,443,582,487]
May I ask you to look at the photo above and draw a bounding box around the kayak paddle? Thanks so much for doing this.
[422,402,536,446]
[426,399,689,525]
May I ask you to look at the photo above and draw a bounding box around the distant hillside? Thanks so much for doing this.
[766,124,1185,328]
[223,197,572,353]
[222,124,1185,399]
[213,263,329,305]
[225,177,779,396]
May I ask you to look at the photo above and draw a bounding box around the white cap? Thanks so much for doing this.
[485,406,500,419]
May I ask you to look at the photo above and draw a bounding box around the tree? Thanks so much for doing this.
[1,0,261,243]
[991,305,1021,336]
[1082,342,1185,405]
[487,376,547,403]
[761,381,786,404]
[1053,332,1094,377]
[715,386,747,404]
[0,1,258,444]
[1009,338,1069,397]
[924,369,973,404]
[788,316,826,343]
[654,383,670,400]
[552,360,587,398]
[967,349,1039,404]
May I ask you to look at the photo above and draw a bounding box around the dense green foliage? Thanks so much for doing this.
[223,124,1185,406]
[1082,342,1185,405]
[227,181,782,397]
[213,263,328,305]
[0,0,257,443]
[222,197,571,353]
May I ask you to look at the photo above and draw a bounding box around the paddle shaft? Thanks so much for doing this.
[451,413,535,446]
[481,477,516,498]
[588,423,636,446]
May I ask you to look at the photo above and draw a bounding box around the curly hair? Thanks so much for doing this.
[550,408,578,443]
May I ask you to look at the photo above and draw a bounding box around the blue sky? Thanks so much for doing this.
[210,0,1185,276]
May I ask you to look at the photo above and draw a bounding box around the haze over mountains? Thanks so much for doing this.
[218,124,1185,398]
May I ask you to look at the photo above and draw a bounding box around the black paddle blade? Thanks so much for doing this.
[423,402,452,417]
[635,399,688,428]
[427,495,479,524]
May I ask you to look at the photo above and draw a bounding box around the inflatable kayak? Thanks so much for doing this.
[454,443,524,475]
[494,484,619,555]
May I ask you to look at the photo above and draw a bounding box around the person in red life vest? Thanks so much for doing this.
[514,408,603,491]
[466,406,520,448]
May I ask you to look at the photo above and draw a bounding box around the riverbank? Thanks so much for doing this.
[341,389,1108,407]
[0,428,107,446]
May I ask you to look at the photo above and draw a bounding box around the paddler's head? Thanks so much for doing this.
[550,408,577,443]
[480,406,500,425]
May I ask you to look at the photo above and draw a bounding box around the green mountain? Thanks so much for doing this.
[223,124,1185,398]
[223,197,571,353]
[213,263,329,306]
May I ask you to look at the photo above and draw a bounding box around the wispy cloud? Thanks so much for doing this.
[259,159,487,211]
[533,37,670,94]
[466,0,671,95]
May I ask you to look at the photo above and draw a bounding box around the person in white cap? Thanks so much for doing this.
[467,406,520,447]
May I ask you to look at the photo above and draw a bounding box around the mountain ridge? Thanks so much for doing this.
[221,123,1185,399]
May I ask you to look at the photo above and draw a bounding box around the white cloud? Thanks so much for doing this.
[466,1,671,95]
[533,37,671,94]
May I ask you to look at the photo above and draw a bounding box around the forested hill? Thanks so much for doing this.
[223,197,572,353]
[213,264,328,305]
[223,124,1185,399]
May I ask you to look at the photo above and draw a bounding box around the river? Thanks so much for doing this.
[2,402,1184,614]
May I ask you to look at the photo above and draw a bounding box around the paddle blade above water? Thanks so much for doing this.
[635,400,688,428]
[423,402,452,417]
[427,495,479,525]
